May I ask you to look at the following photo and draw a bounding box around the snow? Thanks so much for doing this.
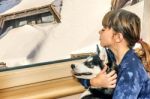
[31,0,111,63]
[0,0,144,67]
[0,25,46,67]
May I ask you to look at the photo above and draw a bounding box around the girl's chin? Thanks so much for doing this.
[100,43,107,47]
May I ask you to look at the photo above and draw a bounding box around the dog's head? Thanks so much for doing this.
[71,54,104,79]
[71,45,107,79]
[71,45,118,79]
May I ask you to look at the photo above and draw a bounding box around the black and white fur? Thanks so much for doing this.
[71,45,118,99]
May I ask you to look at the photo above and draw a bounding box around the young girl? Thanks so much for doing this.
[97,9,150,98]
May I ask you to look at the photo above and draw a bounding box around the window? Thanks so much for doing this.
[41,12,54,23]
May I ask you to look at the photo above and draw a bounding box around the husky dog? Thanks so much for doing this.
[71,45,118,99]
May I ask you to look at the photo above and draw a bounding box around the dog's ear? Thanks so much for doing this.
[96,44,100,55]
[105,48,118,72]
[93,55,104,68]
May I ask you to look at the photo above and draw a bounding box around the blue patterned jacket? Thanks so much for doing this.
[113,49,150,99]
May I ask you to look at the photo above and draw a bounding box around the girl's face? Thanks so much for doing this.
[99,27,116,48]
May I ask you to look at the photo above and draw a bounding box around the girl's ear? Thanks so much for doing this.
[115,32,124,43]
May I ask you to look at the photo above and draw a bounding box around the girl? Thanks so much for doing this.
[98,9,150,98]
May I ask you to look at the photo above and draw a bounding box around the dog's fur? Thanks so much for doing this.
[71,45,118,99]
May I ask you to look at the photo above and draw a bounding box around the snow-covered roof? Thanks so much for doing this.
[0,0,54,15]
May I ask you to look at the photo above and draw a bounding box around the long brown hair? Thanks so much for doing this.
[102,9,150,72]
[135,40,150,72]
